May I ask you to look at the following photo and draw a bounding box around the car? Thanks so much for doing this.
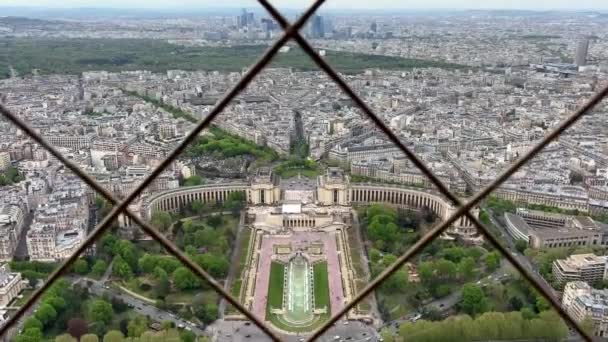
[245,334,251,338]
[178,324,184,328]
[244,322,251,326]
[299,339,305,342]
[334,336,340,340]
[439,304,445,308]
[344,321,349,325]
[345,337,352,340]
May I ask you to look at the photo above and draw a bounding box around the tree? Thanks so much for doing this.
[435,259,457,279]
[535,295,551,312]
[102,330,124,342]
[461,283,487,316]
[35,303,57,326]
[207,214,223,228]
[67,318,88,340]
[381,270,409,293]
[520,307,536,320]
[466,247,484,260]
[161,320,174,330]
[418,261,435,285]
[54,334,77,342]
[72,258,89,274]
[380,329,395,342]
[127,316,149,337]
[151,211,173,232]
[485,252,501,271]
[22,317,43,331]
[196,253,230,279]
[111,297,128,313]
[441,247,466,263]
[173,267,200,290]
[369,248,382,264]
[88,299,114,325]
[195,303,219,324]
[113,240,138,270]
[180,330,196,342]
[509,296,524,311]
[457,257,476,280]
[225,191,246,217]
[515,240,528,253]
[139,254,157,274]
[112,255,133,279]
[91,259,108,276]
[42,295,66,310]
[14,328,43,342]
[183,175,203,186]
[191,200,206,219]
[81,334,100,342]
[154,267,170,298]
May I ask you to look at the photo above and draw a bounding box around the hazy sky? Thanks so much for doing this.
[1,0,608,10]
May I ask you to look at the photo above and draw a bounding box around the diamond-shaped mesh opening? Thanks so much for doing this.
[1,0,608,341]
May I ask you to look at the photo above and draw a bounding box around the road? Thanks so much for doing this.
[219,211,245,318]
[72,277,206,336]
[13,212,34,260]
[486,209,558,298]
[208,319,379,342]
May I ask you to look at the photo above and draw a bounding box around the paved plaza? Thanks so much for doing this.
[251,231,346,321]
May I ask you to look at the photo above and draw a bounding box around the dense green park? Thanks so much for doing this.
[186,126,278,162]
[0,166,24,185]
[357,204,554,323]
[0,38,467,78]
[12,192,246,340]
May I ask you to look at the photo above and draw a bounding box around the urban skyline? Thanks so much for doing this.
[1,5,608,342]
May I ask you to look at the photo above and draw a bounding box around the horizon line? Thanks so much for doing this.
[1,5,608,12]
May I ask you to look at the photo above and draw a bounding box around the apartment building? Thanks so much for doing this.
[562,281,608,338]
[553,254,608,287]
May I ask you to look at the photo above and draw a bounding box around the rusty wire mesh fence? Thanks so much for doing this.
[1,0,608,340]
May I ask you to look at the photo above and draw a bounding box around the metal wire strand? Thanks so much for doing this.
[257,2,608,340]
[302,83,608,341]
[0,0,326,338]
[0,104,284,341]
[0,0,606,340]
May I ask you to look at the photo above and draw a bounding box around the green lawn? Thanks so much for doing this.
[313,262,330,312]
[267,262,285,316]
[122,277,156,300]
[231,279,242,298]
[276,168,321,178]
[238,227,253,272]
[166,289,218,305]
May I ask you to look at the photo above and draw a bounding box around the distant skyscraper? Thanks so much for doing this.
[370,22,377,33]
[237,9,254,29]
[575,39,589,66]
[310,15,325,38]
